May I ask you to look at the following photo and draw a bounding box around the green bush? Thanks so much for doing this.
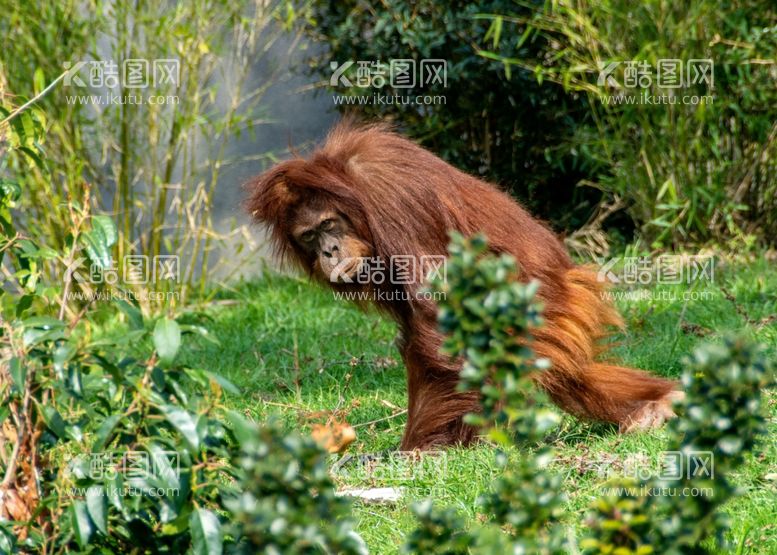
[403,233,774,554]
[479,0,777,248]
[224,415,367,554]
[582,336,773,554]
[1,97,365,555]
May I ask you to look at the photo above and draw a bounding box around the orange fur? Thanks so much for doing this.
[532,267,675,425]
[247,121,679,450]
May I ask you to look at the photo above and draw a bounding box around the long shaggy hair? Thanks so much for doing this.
[247,121,677,449]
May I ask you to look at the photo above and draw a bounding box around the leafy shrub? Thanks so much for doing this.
[224,415,367,554]
[1,101,227,552]
[404,233,774,554]
[582,336,774,554]
[402,233,568,553]
[479,0,777,248]
[1,97,365,555]
[0,302,233,552]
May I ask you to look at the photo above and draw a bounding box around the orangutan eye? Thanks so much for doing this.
[300,230,316,243]
[320,218,335,231]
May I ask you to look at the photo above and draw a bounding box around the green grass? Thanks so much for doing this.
[179,259,777,553]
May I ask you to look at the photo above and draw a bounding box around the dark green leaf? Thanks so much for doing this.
[92,414,122,452]
[8,357,25,393]
[154,318,181,366]
[226,410,257,445]
[71,501,94,548]
[86,486,108,535]
[80,216,117,270]
[190,508,222,555]
[160,405,199,452]
[114,298,144,330]
[41,405,66,438]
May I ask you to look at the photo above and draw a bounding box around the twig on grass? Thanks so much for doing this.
[354,409,408,429]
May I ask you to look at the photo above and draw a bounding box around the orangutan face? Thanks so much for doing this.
[289,202,372,282]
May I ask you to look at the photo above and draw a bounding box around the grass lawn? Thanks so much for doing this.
[179,257,777,553]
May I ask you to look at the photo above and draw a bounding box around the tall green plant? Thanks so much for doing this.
[1,90,232,552]
[1,89,362,555]
[404,233,569,553]
[478,0,777,248]
[0,0,298,308]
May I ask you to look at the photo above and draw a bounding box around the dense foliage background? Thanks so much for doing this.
[300,0,776,249]
[300,0,604,232]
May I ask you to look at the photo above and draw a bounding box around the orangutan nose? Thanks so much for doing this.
[322,243,339,258]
